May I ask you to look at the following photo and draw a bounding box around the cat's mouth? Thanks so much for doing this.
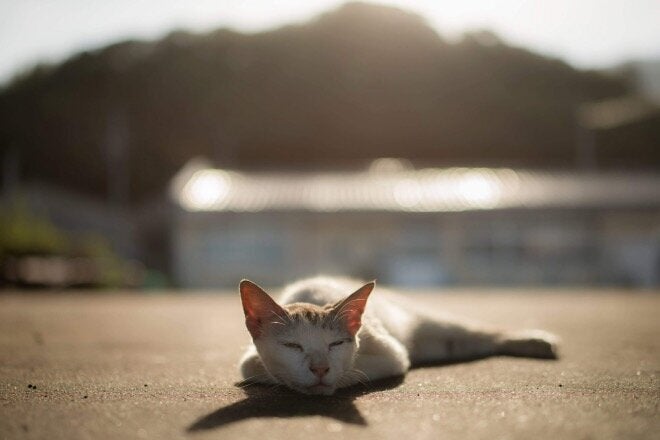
[290,381,335,395]
[305,383,335,395]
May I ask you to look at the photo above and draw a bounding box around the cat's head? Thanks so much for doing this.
[239,279,374,395]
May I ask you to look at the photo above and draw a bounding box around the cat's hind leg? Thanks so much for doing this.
[407,318,558,365]
[408,319,500,364]
[497,329,559,359]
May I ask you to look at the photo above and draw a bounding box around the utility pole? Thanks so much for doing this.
[2,145,20,198]
[104,108,130,206]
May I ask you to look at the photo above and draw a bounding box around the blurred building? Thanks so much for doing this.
[169,159,660,288]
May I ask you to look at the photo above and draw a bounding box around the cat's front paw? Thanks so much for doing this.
[238,351,278,385]
[499,329,559,359]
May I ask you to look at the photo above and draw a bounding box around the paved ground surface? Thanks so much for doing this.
[1,289,658,440]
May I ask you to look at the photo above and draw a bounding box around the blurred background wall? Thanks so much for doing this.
[1,2,659,289]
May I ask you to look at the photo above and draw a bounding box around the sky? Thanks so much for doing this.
[1,0,659,85]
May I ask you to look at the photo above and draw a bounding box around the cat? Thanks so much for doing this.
[238,276,558,395]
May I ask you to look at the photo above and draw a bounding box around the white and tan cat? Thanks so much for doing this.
[239,276,558,395]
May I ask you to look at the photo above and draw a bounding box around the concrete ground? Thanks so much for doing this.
[0,289,658,440]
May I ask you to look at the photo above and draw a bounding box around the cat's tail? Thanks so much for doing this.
[496,329,560,359]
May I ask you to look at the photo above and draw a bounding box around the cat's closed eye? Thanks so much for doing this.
[329,339,351,349]
[281,342,303,351]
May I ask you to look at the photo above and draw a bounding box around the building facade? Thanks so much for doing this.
[170,160,660,288]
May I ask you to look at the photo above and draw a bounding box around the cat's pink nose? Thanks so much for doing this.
[309,365,329,378]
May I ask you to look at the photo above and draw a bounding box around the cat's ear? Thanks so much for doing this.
[239,279,287,339]
[333,281,375,336]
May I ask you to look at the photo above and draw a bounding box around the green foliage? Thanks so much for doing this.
[0,198,134,288]
[0,198,69,256]
[77,233,126,288]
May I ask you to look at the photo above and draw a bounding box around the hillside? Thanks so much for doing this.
[0,2,641,203]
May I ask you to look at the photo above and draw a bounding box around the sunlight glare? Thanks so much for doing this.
[180,170,231,211]
[456,170,502,208]
[394,178,423,209]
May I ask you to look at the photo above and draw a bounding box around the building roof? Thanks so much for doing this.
[170,158,660,213]
[577,96,659,130]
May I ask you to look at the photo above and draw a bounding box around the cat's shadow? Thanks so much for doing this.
[186,355,555,433]
[186,376,404,432]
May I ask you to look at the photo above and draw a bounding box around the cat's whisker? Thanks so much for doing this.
[337,370,356,388]
[237,373,264,383]
[236,373,271,388]
[336,298,367,314]
[266,382,284,391]
[339,298,367,307]
[241,372,271,381]
[269,309,291,325]
[337,372,351,388]
[237,380,260,388]
[344,370,369,388]
[335,307,357,314]
[348,368,369,382]
[332,308,358,323]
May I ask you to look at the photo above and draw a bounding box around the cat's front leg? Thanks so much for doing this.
[339,332,411,388]
[238,345,278,385]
